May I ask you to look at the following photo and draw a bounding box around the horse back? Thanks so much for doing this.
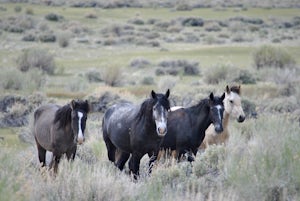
[161,109,190,150]
[33,104,60,151]
[103,102,138,152]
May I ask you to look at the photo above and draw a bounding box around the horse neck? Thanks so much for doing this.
[187,100,211,140]
[223,111,230,130]
[134,101,155,134]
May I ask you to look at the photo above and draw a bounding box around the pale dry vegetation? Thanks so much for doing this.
[0,1,300,201]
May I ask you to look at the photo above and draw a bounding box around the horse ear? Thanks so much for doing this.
[209,92,214,101]
[226,85,230,94]
[70,100,76,110]
[221,92,225,100]
[151,90,157,99]
[165,89,170,99]
[85,100,90,112]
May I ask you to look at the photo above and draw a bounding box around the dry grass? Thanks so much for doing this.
[1,114,299,201]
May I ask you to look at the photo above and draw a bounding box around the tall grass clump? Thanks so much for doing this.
[204,63,236,84]
[57,31,71,48]
[16,48,56,75]
[101,66,123,87]
[253,45,296,69]
[225,115,300,201]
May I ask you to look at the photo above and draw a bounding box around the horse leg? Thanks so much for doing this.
[115,151,130,171]
[35,139,46,167]
[103,137,116,162]
[50,154,61,174]
[187,151,195,162]
[148,152,158,175]
[66,146,77,161]
[128,153,142,180]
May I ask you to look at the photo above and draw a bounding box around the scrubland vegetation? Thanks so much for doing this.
[0,0,300,200]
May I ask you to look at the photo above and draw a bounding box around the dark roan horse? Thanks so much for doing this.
[33,100,89,173]
[160,92,225,162]
[102,90,170,179]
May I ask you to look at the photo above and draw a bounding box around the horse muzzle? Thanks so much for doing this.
[237,115,245,123]
[157,127,167,137]
[77,137,85,145]
[214,124,223,133]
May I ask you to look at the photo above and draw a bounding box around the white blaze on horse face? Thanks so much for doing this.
[215,105,223,123]
[77,111,84,144]
[154,105,167,136]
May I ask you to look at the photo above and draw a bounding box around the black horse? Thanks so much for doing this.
[160,92,225,162]
[102,90,170,179]
[33,100,89,173]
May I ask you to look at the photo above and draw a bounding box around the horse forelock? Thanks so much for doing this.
[74,100,89,113]
[230,85,240,95]
[155,93,170,111]
[54,104,72,129]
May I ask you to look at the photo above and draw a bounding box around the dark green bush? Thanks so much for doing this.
[233,70,256,84]
[57,32,70,47]
[22,34,36,42]
[241,98,257,118]
[45,13,63,21]
[181,17,204,26]
[39,33,56,42]
[85,70,102,83]
[141,76,154,85]
[16,49,56,75]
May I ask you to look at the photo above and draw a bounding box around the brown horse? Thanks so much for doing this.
[200,85,245,149]
[33,100,89,173]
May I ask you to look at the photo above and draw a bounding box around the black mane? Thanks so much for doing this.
[187,98,209,115]
[53,104,72,129]
[135,93,170,123]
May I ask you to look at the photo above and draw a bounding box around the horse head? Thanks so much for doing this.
[224,85,245,123]
[208,92,225,133]
[70,99,89,144]
[151,89,170,137]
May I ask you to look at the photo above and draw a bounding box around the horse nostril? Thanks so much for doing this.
[238,116,245,123]
[158,127,167,135]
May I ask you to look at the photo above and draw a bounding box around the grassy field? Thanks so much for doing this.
[0,2,300,201]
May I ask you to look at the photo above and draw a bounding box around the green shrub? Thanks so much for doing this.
[45,13,63,21]
[39,33,56,43]
[0,67,45,92]
[57,32,70,47]
[14,5,22,13]
[65,76,88,92]
[25,7,34,15]
[101,66,123,87]
[85,70,102,83]
[241,98,257,118]
[204,63,236,84]
[226,115,300,200]
[16,48,56,75]
[253,45,296,69]
[141,76,154,85]
[233,70,256,84]
[22,33,36,42]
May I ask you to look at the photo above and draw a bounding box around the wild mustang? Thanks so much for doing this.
[33,100,89,173]
[102,90,170,179]
[200,85,245,149]
[159,92,225,162]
